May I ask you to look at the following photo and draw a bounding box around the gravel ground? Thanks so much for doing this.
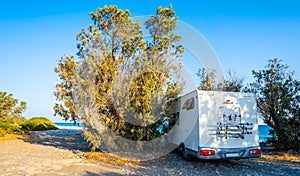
[0,129,299,176]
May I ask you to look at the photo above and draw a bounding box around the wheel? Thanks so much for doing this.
[182,144,191,161]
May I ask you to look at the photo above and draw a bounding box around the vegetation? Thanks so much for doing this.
[0,91,26,119]
[0,91,57,136]
[20,117,58,131]
[0,116,58,137]
[197,68,244,92]
[262,152,300,162]
[247,58,300,150]
[0,118,24,136]
[54,5,299,152]
[82,152,140,166]
[0,92,26,136]
[0,128,6,137]
[54,5,184,150]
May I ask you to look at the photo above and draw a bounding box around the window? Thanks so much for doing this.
[182,97,194,110]
[170,112,180,125]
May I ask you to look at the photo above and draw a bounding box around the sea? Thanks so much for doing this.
[54,122,85,130]
[258,125,272,142]
[54,122,272,142]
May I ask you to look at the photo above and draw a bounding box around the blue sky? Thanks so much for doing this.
[0,0,299,121]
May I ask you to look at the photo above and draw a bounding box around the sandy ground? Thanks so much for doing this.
[0,130,299,176]
[0,130,130,176]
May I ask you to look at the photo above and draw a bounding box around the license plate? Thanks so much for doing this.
[224,153,239,157]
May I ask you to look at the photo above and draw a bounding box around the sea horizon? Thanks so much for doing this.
[54,122,272,142]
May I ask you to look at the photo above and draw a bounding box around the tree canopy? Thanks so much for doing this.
[196,67,244,92]
[0,91,26,119]
[249,58,300,149]
[54,5,184,151]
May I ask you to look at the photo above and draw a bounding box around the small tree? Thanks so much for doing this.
[251,58,300,149]
[197,67,244,92]
[196,67,217,91]
[218,70,244,92]
[0,91,26,119]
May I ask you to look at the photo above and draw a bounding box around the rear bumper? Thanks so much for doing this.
[193,146,261,160]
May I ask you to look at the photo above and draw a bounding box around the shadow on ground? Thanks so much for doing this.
[84,171,124,176]
[23,129,300,176]
[24,129,91,152]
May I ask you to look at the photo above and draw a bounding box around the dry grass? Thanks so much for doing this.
[82,151,141,167]
[262,153,300,162]
[83,151,300,167]
[154,153,172,162]
[0,134,24,142]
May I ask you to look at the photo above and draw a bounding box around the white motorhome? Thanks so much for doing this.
[168,90,261,160]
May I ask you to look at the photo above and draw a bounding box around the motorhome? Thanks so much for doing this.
[168,90,261,160]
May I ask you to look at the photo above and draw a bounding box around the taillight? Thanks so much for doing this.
[199,150,216,156]
[249,149,261,155]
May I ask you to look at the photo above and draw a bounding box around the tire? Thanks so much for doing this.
[177,144,183,152]
[182,144,191,161]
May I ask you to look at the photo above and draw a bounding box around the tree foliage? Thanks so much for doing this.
[21,117,58,131]
[218,70,244,92]
[196,67,244,92]
[54,56,78,122]
[196,67,217,91]
[249,58,300,149]
[54,5,184,150]
[0,116,57,136]
[0,91,26,119]
[0,92,55,136]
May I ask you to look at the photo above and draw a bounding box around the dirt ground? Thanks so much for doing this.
[0,129,299,176]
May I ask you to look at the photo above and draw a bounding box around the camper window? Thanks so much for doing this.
[182,97,194,110]
[174,112,180,125]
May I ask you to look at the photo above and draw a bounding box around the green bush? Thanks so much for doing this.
[21,117,58,131]
[0,127,6,137]
[0,115,26,134]
[0,115,26,123]
[0,121,23,134]
[0,116,57,134]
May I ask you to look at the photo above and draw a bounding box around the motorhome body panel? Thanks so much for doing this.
[198,91,260,149]
[169,90,261,160]
[179,90,199,151]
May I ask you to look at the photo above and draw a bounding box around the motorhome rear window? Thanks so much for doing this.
[182,97,194,110]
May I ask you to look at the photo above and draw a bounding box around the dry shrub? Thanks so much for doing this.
[82,151,141,167]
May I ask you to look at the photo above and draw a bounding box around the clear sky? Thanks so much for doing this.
[0,0,299,121]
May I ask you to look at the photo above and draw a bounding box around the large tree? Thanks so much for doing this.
[54,5,184,151]
[0,91,26,119]
[251,58,300,149]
